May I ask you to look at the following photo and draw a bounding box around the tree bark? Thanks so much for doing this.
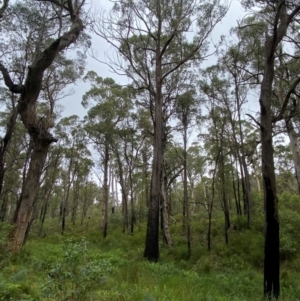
[12,138,50,252]
[259,2,300,297]
[4,1,85,252]
[102,143,109,238]
[161,163,172,245]
[0,105,19,199]
[286,120,300,194]
[183,116,191,257]
[144,46,162,261]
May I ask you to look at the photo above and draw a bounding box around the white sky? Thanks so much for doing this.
[60,0,253,119]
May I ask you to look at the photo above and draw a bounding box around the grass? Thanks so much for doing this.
[0,203,300,300]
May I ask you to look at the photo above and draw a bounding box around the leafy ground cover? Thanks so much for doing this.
[1,193,300,300]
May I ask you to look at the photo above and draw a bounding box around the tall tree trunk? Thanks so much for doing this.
[285,120,300,194]
[261,13,282,300]
[81,181,88,226]
[234,72,251,227]
[259,2,300,296]
[115,149,129,232]
[230,154,241,216]
[12,138,50,252]
[220,151,230,244]
[102,143,109,238]
[62,158,75,234]
[71,178,79,225]
[111,167,115,214]
[207,149,221,251]
[0,105,18,199]
[161,164,172,245]
[144,51,163,261]
[129,165,135,234]
[183,118,191,257]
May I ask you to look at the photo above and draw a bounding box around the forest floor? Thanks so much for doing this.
[1,199,300,300]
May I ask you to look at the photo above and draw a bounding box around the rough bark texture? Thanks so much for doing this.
[5,1,85,252]
[13,139,50,252]
[261,7,283,299]
[161,164,172,246]
[144,45,162,261]
[261,48,280,301]
[0,105,19,199]
[258,3,300,298]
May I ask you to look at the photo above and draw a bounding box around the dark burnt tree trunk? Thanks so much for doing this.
[144,49,163,261]
[258,2,300,298]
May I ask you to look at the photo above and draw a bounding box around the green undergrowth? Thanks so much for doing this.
[1,193,300,300]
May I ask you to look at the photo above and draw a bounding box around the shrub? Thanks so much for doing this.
[0,223,13,265]
[42,237,114,301]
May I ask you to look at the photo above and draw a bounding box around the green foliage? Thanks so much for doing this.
[279,193,300,260]
[0,223,13,265]
[42,238,114,301]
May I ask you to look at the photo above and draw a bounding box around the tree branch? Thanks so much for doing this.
[0,0,9,18]
[246,113,263,129]
[0,63,24,93]
[272,76,300,123]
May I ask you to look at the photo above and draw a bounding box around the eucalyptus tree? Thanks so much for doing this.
[55,115,91,234]
[239,1,300,298]
[201,62,256,226]
[161,142,184,244]
[115,113,147,234]
[0,116,28,222]
[94,0,228,261]
[82,72,132,238]
[80,180,98,226]
[175,90,199,256]
[186,143,206,211]
[274,51,300,194]
[37,145,62,235]
[0,0,87,252]
[0,89,19,200]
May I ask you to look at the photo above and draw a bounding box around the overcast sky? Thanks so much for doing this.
[60,0,249,119]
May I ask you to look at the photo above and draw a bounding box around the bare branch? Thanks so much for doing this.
[246,113,263,129]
